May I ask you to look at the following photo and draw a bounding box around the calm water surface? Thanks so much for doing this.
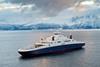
[0,30,100,67]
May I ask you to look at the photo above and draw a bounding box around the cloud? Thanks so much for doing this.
[4,0,78,16]
[67,0,100,12]
[0,3,20,11]
[39,0,100,24]
[0,2,42,24]
[0,3,35,12]
[0,0,79,24]
[0,10,42,24]
[80,1,95,5]
[0,0,99,24]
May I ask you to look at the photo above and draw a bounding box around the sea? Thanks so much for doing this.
[0,30,100,67]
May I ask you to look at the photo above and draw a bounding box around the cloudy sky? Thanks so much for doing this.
[0,0,99,24]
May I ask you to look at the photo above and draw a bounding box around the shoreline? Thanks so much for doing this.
[0,29,100,32]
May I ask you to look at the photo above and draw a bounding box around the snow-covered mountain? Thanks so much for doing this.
[0,0,100,30]
[58,0,100,29]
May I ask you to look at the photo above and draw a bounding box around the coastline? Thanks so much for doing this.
[0,29,100,32]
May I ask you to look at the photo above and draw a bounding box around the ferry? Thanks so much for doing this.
[18,33,85,56]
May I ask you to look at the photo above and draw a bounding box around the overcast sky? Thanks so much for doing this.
[0,0,99,24]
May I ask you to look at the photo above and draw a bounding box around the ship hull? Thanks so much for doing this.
[18,43,85,56]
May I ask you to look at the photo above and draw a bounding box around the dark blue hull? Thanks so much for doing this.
[18,43,85,56]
